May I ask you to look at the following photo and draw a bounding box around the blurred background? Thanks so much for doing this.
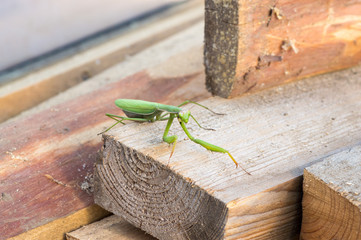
[0,0,184,83]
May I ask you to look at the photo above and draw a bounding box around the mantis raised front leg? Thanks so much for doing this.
[176,100,222,131]
[177,100,225,115]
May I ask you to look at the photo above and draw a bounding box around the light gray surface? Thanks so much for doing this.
[0,0,180,72]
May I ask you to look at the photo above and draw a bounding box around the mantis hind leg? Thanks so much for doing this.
[192,139,250,175]
[105,113,150,122]
[178,117,251,174]
[98,113,149,135]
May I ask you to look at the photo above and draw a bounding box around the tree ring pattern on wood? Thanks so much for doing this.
[94,135,228,240]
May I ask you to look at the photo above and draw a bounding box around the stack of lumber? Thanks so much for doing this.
[90,0,361,239]
[1,0,361,239]
[0,1,207,239]
[92,65,361,239]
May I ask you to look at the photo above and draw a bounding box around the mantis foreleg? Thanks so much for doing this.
[162,113,178,159]
[178,117,251,174]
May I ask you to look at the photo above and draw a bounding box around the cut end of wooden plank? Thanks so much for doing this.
[94,135,228,240]
[301,145,361,239]
[66,215,155,240]
[204,0,361,98]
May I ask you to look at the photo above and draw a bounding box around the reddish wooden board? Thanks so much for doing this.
[0,67,210,239]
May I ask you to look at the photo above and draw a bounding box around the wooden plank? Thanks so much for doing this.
[301,145,361,240]
[8,205,110,240]
[66,215,156,240]
[204,0,361,98]
[0,0,203,123]
[94,65,361,239]
[0,21,209,240]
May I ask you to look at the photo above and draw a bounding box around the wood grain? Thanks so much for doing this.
[95,144,228,239]
[94,65,361,239]
[0,22,209,239]
[301,145,361,240]
[204,0,361,98]
[226,177,302,240]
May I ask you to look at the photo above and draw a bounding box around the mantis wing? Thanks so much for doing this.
[115,99,159,115]
[115,99,182,119]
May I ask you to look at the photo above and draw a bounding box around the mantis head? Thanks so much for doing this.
[178,110,191,123]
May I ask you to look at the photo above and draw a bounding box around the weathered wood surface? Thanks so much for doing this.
[204,0,361,98]
[8,205,110,240]
[66,215,156,240]
[301,145,361,240]
[0,21,208,239]
[0,0,203,123]
[94,65,361,239]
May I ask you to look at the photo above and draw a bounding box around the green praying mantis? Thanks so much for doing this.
[100,99,250,174]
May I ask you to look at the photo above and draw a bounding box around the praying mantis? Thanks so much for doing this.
[100,99,250,174]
